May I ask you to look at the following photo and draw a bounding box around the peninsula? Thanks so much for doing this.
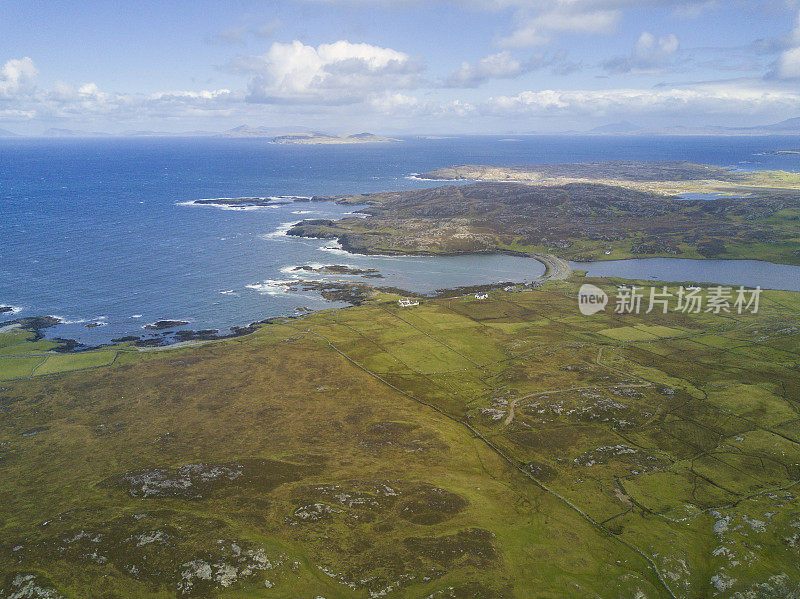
[287,161,800,264]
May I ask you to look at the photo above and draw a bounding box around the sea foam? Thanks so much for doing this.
[245,280,297,295]
[263,221,298,239]
[176,198,279,211]
[318,240,350,256]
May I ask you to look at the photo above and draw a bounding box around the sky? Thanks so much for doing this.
[1,0,800,134]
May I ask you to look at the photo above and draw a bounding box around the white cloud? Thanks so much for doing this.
[775,46,800,78]
[500,8,620,47]
[49,81,75,101]
[366,95,478,119]
[0,57,38,98]
[445,50,576,87]
[233,40,421,104]
[300,0,725,49]
[641,32,679,56]
[304,0,717,9]
[209,26,252,46]
[361,89,481,116]
[673,0,718,18]
[0,53,428,126]
[368,91,420,113]
[494,1,724,48]
[446,51,524,87]
[206,17,282,45]
[78,83,103,97]
[482,84,800,118]
[603,31,680,73]
[303,0,718,48]
[492,1,718,48]
[772,10,800,79]
[436,99,477,116]
[148,89,233,101]
[0,57,239,123]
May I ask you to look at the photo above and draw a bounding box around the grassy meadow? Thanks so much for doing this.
[0,276,798,598]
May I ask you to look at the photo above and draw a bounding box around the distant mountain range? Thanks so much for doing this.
[41,128,111,137]
[1,118,799,139]
[271,131,401,145]
[218,126,400,143]
[217,125,312,138]
[121,129,216,137]
[39,127,216,138]
[587,117,800,135]
[588,121,642,134]
[750,117,800,133]
[0,125,397,142]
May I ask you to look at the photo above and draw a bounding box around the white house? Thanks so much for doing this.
[475,293,488,300]
[398,298,419,307]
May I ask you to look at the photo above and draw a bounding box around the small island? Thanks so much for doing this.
[290,264,382,277]
[143,320,190,330]
[757,149,800,155]
[192,197,292,208]
[272,132,400,145]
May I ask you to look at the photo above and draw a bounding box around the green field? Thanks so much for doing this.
[1,276,799,598]
[0,328,118,381]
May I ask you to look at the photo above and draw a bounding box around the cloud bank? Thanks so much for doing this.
[2,0,799,135]
[0,57,237,123]
[482,85,800,119]
[771,10,800,79]
[229,40,421,105]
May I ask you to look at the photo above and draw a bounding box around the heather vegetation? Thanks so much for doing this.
[1,274,798,597]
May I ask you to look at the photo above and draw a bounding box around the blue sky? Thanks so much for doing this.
[1,0,800,134]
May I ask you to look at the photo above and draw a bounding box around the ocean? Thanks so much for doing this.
[1,135,799,345]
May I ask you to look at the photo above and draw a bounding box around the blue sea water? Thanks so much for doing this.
[1,135,799,346]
